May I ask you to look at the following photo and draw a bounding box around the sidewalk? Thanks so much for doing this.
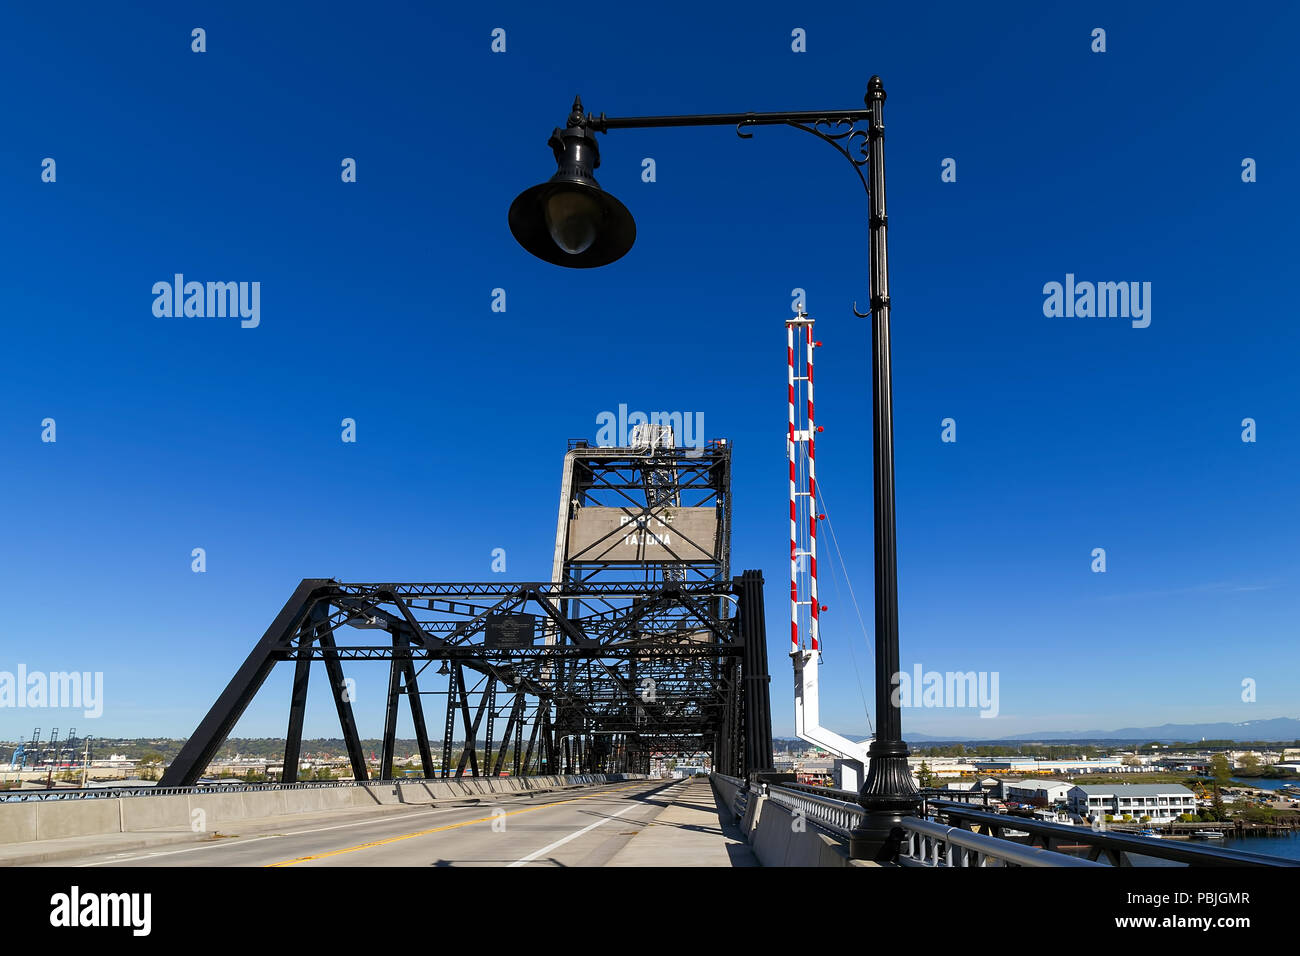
[606,778,758,866]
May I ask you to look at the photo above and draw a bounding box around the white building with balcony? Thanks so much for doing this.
[1067,784,1197,822]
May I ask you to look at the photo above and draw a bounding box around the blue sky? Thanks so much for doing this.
[1,2,1297,746]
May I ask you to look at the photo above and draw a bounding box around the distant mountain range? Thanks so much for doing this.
[994,717,1300,743]
[778,717,1300,745]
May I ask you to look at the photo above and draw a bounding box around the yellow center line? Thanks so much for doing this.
[264,784,651,867]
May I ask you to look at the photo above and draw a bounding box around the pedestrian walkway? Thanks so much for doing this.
[606,778,758,866]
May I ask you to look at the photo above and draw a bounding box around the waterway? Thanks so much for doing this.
[1229,776,1299,792]
[1193,777,1300,860]
[1220,832,1300,860]
[1192,774,1300,793]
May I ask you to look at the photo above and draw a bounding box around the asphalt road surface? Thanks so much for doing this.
[51,778,690,868]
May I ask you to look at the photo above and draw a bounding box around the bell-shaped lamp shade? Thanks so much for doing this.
[509,123,636,268]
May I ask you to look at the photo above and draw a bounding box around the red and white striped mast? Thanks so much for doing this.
[786,309,870,789]
[787,310,820,656]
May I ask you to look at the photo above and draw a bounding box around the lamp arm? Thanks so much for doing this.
[574,102,874,307]
[579,107,872,194]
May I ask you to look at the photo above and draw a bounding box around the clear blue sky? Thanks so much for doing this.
[1,1,1297,746]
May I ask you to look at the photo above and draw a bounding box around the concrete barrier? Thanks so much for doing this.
[0,803,39,844]
[291,788,359,813]
[186,791,255,823]
[35,800,121,841]
[396,783,435,804]
[784,823,828,866]
[731,790,867,867]
[817,832,856,867]
[0,773,647,846]
[363,784,403,806]
[351,785,384,807]
[749,796,793,866]
[121,794,190,832]
[711,774,743,818]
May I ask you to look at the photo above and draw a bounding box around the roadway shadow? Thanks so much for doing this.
[723,844,758,865]
[611,779,690,810]
[430,858,568,867]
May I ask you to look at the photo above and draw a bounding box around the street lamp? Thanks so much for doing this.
[508,76,919,861]
[508,98,636,267]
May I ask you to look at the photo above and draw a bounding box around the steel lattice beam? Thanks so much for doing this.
[160,442,771,787]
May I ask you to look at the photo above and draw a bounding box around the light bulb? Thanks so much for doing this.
[544,190,601,255]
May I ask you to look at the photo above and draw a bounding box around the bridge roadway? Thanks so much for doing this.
[35,778,752,868]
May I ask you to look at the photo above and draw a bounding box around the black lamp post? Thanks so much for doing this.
[509,76,920,861]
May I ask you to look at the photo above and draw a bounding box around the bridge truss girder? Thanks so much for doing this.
[158,573,772,787]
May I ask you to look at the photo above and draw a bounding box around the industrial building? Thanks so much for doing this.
[1003,779,1074,806]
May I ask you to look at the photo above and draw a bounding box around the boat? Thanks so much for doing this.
[1137,828,1163,838]
[1190,830,1225,839]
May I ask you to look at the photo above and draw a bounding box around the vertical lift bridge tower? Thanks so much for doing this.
[550,424,770,774]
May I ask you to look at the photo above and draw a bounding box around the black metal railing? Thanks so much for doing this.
[757,783,1093,866]
[0,779,365,802]
[928,799,1300,867]
[0,772,638,803]
[714,776,1299,868]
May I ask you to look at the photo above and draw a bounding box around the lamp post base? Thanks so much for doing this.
[850,739,921,862]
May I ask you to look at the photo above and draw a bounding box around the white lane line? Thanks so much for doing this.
[75,806,465,867]
[506,780,691,868]
[507,783,684,868]
[76,836,279,866]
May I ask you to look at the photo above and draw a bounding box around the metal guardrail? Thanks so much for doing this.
[898,817,1105,867]
[771,781,860,802]
[739,784,1299,867]
[0,779,366,803]
[757,781,987,825]
[710,772,749,820]
[929,800,1300,867]
[765,785,864,838]
[757,783,1093,866]
[772,781,992,808]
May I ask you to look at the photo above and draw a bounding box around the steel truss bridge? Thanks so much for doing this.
[160,438,773,788]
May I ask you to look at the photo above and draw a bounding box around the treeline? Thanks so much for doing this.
[209,738,455,760]
[912,740,1300,757]
[914,744,1107,758]
[773,738,1300,759]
